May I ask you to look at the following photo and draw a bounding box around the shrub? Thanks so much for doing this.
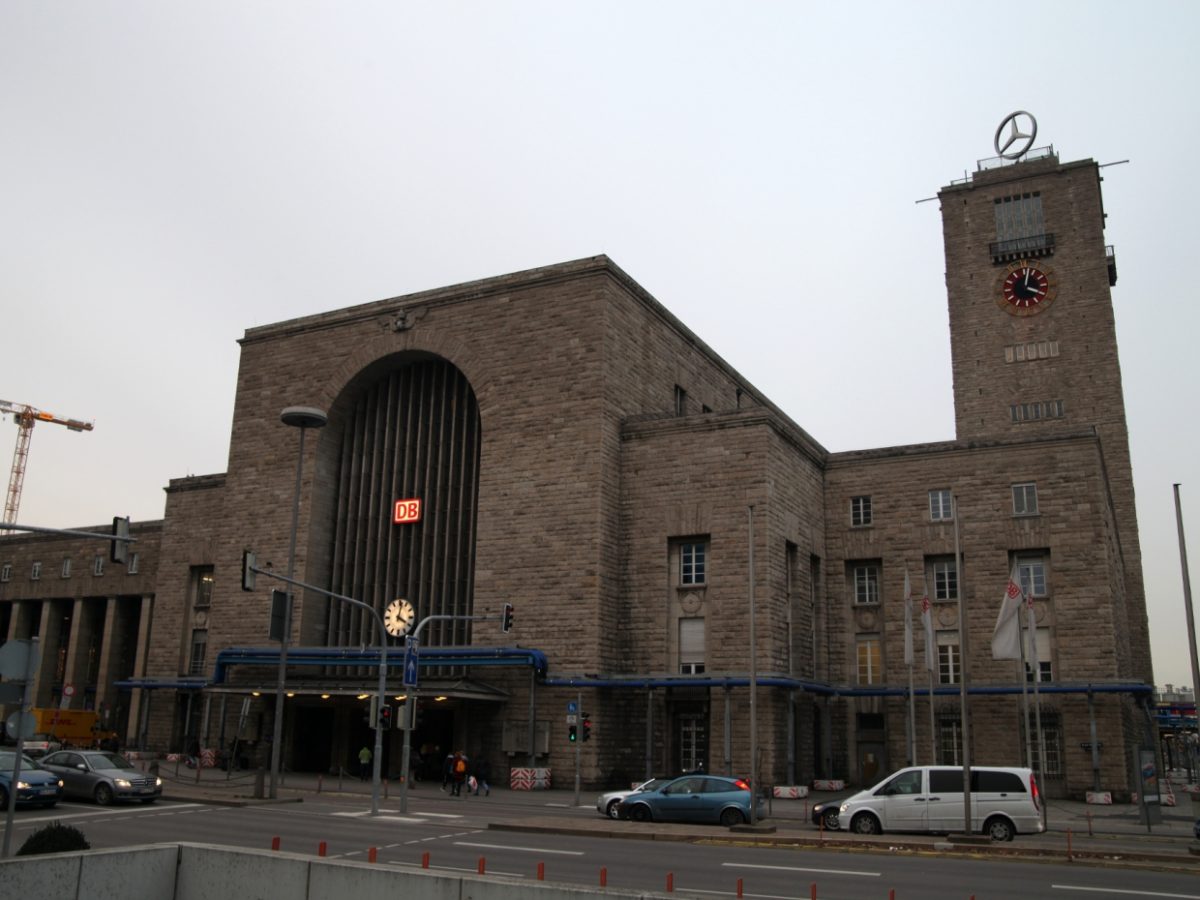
[16,821,90,856]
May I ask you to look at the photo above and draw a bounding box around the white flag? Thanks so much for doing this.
[991,566,1024,660]
[1025,594,1039,679]
[920,592,936,674]
[903,571,914,667]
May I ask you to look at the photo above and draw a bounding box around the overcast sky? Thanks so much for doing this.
[2,2,1198,689]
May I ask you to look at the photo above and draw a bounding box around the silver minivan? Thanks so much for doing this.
[837,765,1043,841]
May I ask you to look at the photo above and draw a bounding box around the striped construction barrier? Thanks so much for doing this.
[1085,791,1112,805]
[772,785,810,799]
[812,779,845,792]
[509,767,552,790]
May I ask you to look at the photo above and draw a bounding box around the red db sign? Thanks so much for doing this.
[393,499,422,524]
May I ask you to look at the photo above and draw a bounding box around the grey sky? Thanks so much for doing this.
[2,2,1198,688]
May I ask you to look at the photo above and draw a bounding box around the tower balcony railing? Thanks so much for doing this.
[990,232,1056,264]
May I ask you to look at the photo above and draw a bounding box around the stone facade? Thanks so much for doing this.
[0,150,1154,799]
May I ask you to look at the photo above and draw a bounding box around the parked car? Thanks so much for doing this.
[596,777,672,819]
[811,797,843,831]
[39,749,162,805]
[0,750,64,809]
[22,734,62,758]
[616,775,765,827]
[833,765,1043,841]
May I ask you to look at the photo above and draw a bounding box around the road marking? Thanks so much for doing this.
[454,841,584,856]
[419,863,526,877]
[724,862,881,878]
[13,803,206,826]
[333,812,430,823]
[1053,886,1200,899]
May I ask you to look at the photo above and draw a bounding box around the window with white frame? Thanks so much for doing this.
[1024,627,1053,682]
[930,557,958,601]
[127,552,140,575]
[679,542,707,586]
[856,636,882,685]
[929,489,953,521]
[1016,557,1047,597]
[0,563,10,582]
[679,617,705,674]
[193,566,214,607]
[937,631,961,685]
[93,555,104,576]
[31,561,41,580]
[188,629,208,676]
[1037,717,1063,777]
[1012,482,1038,516]
[61,557,72,579]
[938,717,963,766]
[853,564,879,605]
[851,495,873,527]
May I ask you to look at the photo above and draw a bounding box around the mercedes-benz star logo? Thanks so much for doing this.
[994,111,1038,160]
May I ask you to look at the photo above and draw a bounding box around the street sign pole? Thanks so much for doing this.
[2,636,38,858]
[574,690,582,807]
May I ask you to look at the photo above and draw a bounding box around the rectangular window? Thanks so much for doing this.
[853,565,879,605]
[674,385,687,416]
[680,543,706,586]
[61,557,72,579]
[193,566,215,607]
[0,563,10,582]
[679,617,706,674]
[929,489,953,522]
[856,636,882,685]
[931,558,958,601]
[851,496,872,527]
[1016,557,1047,597]
[31,561,41,580]
[1012,483,1038,516]
[1039,720,1063,777]
[93,555,104,576]
[937,631,961,685]
[994,192,1045,242]
[938,718,963,766]
[188,629,208,676]
[127,552,140,575]
[1024,627,1053,682]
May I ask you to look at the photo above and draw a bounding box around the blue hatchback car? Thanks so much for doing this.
[616,774,765,826]
[0,750,64,809]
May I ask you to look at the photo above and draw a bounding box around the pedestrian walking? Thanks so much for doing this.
[473,756,491,796]
[358,745,372,781]
[450,750,469,797]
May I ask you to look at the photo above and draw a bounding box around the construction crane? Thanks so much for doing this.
[0,399,94,524]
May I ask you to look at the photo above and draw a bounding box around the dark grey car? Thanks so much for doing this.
[39,750,162,805]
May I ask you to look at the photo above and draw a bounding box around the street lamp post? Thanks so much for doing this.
[271,406,327,800]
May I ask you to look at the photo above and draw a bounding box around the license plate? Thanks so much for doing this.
[139,786,156,793]
[38,788,57,795]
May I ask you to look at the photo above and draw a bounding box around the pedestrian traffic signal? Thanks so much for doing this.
[568,724,577,742]
[581,713,592,742]
[502,602,514,633]
[379,704,392,729]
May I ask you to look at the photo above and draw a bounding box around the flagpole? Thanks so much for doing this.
[1019,624,1033,771]
[904,570,916,766]
[953,493,972,836]
[928,667,936,765]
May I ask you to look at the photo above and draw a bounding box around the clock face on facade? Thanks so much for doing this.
[384,599,415,637]
[998,260,1057,316]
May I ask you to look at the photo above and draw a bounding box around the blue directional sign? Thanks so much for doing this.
[567,700,578,714]
[403,639,419,688]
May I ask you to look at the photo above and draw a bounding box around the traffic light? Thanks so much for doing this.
[568,724,577,742]
[501,602,514,633]
[269,589,288,641]
[379,704,392,729]
[581,713,592,742]
[110,516,130,564]
[241,550,256,591]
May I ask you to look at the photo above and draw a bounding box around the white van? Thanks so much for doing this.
[836,765,1043,841]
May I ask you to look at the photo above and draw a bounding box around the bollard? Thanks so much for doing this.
[737,877,744,898]
[666,872,674,893]
[600,867,607,887]
[537,862,545,881]
[318,841,327,857]
[271,836,280,852]
[1086,809,1093,837]
[422,851,430,869]
[369,847,377,863]
[478,857,486,875]
[889,890,895,900]
[811,883,817,900]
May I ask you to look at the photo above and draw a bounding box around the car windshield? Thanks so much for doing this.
[0,751,40,770]
[85,752,132,769]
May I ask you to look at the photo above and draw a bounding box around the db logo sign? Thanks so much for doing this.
[393,499,422,524]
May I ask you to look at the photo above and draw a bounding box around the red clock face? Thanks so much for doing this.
[998,261,1056,316]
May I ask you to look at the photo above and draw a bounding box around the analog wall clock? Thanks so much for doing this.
[384,599,415,637]
[997,260,1057,316]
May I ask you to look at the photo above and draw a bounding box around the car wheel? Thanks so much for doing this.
[605,799,621,819]
[0,787,8,808]
[719,807,745,827]
[628,804,651,822]
[820,808,840,831]
[94,783,114,806]
[984,816,1014,842]
[851,812,881,835]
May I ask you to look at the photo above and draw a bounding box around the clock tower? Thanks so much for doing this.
[938,131,1150,681]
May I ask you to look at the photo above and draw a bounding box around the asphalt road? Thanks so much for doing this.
[3,793,1198,900]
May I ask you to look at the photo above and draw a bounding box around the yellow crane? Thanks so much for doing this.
[0,399,94,524]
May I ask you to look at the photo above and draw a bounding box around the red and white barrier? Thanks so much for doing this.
[812,779,845,791]
[509,767,552,790]
[773,785,810,799]
[1085,791,1112,805]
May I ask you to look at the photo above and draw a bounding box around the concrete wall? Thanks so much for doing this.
[0,842,678,900]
